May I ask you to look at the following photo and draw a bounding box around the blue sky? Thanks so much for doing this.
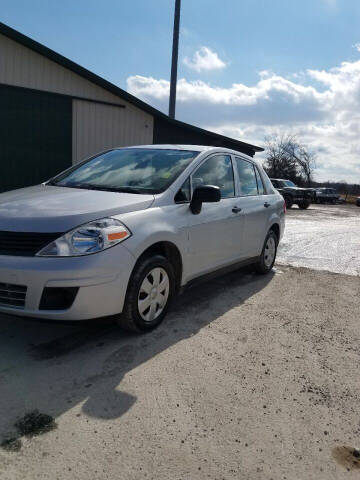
[2,0,360,182]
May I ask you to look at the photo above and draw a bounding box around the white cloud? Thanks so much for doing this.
[183,47,226,72]
[127,52,360,183]
[321,0,338,8]
[354,43,360,52]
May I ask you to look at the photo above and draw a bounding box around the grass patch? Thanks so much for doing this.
[340,194,359,205]
[0,437,22,452]
[14,410,57,437]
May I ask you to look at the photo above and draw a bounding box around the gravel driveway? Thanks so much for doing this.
[0,204,359,480]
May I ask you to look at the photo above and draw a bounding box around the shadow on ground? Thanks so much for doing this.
[0,267,274,441]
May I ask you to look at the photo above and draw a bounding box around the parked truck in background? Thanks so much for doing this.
[314,188,340,204]
[270,178,312,209]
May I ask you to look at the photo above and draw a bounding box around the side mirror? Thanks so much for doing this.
[190,185,221,214]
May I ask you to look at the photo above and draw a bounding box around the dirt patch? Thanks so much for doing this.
[300,382,332,407]
[332,446,360,471]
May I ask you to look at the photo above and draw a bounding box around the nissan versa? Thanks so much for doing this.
[0,145,285,332]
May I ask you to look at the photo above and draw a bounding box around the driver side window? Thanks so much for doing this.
[191,155,235,199]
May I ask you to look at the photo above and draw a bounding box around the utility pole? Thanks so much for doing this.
[168,0,181,119]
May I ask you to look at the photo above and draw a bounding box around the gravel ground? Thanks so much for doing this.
[0,204,359,480]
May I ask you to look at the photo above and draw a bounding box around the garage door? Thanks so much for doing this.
[0,85,72,193]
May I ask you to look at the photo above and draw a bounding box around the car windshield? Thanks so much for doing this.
[283,180,296,187]
[50,148,198,194]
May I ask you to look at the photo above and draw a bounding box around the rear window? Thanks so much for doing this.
[255,167,265,195]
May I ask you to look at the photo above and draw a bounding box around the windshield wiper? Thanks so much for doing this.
[55,183,146,194]
[107,186,144,194]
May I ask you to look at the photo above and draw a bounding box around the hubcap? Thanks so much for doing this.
[137,267,170,322]
[264,236,276,268]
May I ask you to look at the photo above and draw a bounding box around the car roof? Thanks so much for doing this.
[124,144,210,152]
[118,144,255,157]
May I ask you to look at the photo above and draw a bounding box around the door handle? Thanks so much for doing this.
[232,206,242,213]
[264,202,271,208]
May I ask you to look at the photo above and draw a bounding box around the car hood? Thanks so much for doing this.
[0,185,155,232]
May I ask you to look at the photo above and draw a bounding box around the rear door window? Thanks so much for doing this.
[235,158,258,196]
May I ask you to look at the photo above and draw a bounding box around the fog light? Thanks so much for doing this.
[39,287,79,310]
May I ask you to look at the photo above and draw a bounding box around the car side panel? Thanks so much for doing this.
[185,198,245,281]
[116,205,189,284]
[235,195,269,257]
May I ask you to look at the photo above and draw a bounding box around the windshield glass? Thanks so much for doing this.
[51,148,198,194]
[283,180,296,187]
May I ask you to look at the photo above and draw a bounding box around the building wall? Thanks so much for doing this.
[72,100,153,163]
[0,33,154,164]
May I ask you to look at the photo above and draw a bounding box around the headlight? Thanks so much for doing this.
[36,218,131,257]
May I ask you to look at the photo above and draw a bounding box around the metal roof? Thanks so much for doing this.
[0,22,264,154]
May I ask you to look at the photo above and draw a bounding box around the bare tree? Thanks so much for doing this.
[263,133,316,186]
[263,134,299,182]
[284,139,316,186]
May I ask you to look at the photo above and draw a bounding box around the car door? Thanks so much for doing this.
[234,157,269,258]
[186,154,245,279]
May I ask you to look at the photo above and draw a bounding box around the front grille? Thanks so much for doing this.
[0,282,27,309]
[0,231,61,256]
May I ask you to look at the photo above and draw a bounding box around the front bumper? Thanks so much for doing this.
[0,244,136,320]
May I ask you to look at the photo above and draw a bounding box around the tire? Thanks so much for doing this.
[117,254,176,333]
[254,230,278,274]
[298,200,310,209]
[284,195,293,209]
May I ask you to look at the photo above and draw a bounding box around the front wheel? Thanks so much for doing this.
[254,230,278,274]
[117,255,175,332]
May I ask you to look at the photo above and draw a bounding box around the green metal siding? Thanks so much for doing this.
[0,84,72,192]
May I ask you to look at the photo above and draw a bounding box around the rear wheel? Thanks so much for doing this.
[117,255,175,332]
[255,230,278,274]
[298,200,310,209]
